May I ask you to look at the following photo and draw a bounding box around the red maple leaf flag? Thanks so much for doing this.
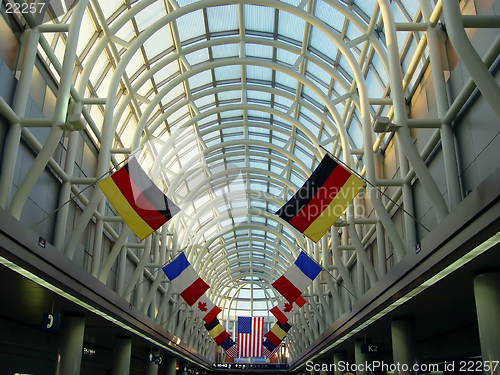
[269,296,306,324]
[198,301,208,312]
[192,294,222,323]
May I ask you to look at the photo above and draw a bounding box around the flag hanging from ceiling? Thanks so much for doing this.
[97,157,180,240]
[238,317,264,357]
[272,252,322,303]
[263,339,281,359]
[162,252,209,307]
[192,294,222,324]
[275,155,364,242]
[205,317,231,345]
[221,337,238,358]
[270,296,307,324]
[162,254,237,357]
[264,321,291,346]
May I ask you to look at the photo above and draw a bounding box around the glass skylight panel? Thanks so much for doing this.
[273,93,294,108]
[160,82,184,108]
[345,21,364,42]
[136,79,154,97]
[277,10,305,42]
[187,70,213,90]
[89,52,110,85]
[347,116,363,149]
[193,94,216,108]
[217,90,241,102]
[244,5,275,34]
[114,21,136,43]
[314,0,345,34]
[153,61,180,85]
[125,52,145,78]
[246,43,273,59]
[76,11,95,57]
[142,24,174,60]
[248,110,270,121]
[135,1,166,32]
[176,10,205,42]
[276,48,298,67]
[220,110,243,121]
[365,68,384,98]
[247,90,271,102]
[185,48,210,66]
[398,0,419,20]
[338,55,354,82]
[212,44,240,59]
[309,27,339,62]
[97,0,123,20]
[370,53,388,86]
[246,66,273,82]
[214,65,241,81]
[354,0,376,19]
[206,5,239,32]
[275,71,297,91]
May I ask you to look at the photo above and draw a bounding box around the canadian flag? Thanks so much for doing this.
[269,296,306,324]
[192,294,222,323]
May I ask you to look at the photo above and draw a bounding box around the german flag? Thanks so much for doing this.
[276,155,364,242]
[97,157,180,240]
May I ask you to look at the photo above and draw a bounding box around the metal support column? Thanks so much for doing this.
[111,337,132,375]
[55,315,86,375]
[391,319,417,375]
[333,351,347,375]
[442,0,500,122]
[473,273,500,374]
[354,341,370,375]
[162,357,177,375]
[0,28,40,209]
[378,0,449,223]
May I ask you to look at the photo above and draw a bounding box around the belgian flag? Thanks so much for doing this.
[98,157,180,240]
[276,155,364,242]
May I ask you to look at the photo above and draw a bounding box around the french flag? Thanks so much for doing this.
[272,252,322,303]
[162,253,209,306]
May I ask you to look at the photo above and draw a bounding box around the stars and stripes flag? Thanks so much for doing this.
[237,317,264,357]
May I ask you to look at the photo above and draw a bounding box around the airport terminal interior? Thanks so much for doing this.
[1,0,500,374]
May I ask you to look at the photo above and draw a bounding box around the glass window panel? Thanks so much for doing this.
[212,44,239,59]
[246,66,272,82]
[185,48,209,66]
[135,1,166,32]
[214,65,241,81]
[188,70,213,89]
[276,48,298,67]
[207,5,239,32]
[246,43,273,59]
[277,10,305,41]
[309,27,338,61]
[244,5,275,33]
[314,0,345,33]
[176,10,205,41]
[143,24,174,59]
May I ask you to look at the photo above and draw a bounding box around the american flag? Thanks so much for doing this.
[237,317,264,357]
[263,345,280,359]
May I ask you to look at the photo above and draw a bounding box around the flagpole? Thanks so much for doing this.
[319,145,430,233]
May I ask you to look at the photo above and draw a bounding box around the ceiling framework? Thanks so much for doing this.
[3,0,494,362]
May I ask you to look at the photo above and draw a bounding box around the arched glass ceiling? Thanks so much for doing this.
[37,0,429,319]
